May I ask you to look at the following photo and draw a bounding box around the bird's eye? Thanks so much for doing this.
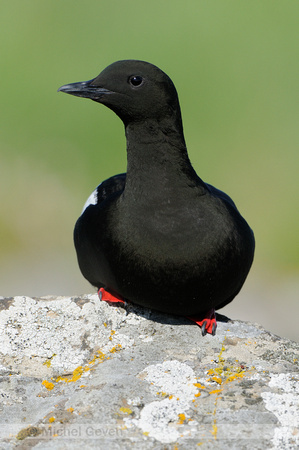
[129,75,144,87]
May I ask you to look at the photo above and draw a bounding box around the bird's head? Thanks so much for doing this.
[58,60,181,127]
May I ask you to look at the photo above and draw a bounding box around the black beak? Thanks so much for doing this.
[58,79,111,101]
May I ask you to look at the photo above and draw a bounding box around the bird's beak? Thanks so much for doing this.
[57,79,111,101]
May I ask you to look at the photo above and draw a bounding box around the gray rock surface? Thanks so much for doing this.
[0,294,298,449]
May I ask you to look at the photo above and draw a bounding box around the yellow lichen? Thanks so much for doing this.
[226,372,245,382]
[42,343,123,390]
[178,413,186,424]
[109,344,122,353]
[119,407,133,414]
[71,366,84,381]
[42,380,55,390]
[210,423,217,439]
[209,389,223,395]
[49,417,55,423]
[89,350,106,365]
[43,354,56,367]
[109,330,116,341]
[55,366,84,383]
[210,376,222,384]
[203,339,255,442]
[67,407,74,413]
[156,391,167,397]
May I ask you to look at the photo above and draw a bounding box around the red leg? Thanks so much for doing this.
[186,308,217,336]
[98,288,216,335]
[98,287,126,304]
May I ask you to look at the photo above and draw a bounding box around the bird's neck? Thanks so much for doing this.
[123,119,206,201]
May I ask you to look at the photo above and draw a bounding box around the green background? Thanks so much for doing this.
[1,1,298,340]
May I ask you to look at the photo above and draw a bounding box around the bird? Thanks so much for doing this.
[58,60,255,335]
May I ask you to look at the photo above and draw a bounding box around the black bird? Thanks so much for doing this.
[58,60,255,335]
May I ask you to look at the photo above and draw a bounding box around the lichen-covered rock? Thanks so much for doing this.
[0,295,298,449]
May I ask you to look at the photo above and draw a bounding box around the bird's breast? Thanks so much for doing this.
[110,194,237,265]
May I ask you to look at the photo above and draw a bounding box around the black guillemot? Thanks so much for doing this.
[58,60,255,335]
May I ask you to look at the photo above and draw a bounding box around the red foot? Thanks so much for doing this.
[98,287,126,304]
[186,308,217,336]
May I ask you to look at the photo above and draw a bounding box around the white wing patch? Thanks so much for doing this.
[81,188,98,215]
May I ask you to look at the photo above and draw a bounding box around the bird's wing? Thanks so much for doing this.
[81,173,126,214]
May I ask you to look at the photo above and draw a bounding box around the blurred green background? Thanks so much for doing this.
[1,1,298,341]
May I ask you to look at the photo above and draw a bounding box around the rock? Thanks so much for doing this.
[0,294,298,449]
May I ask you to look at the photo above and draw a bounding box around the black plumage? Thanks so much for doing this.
[58,60,255,330]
